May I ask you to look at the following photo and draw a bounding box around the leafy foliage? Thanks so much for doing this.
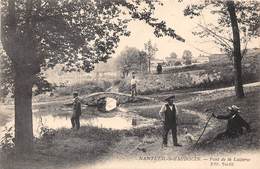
[0,50,54,98]
[0,0,186,96]
[170,52,178,59]
[33,73,55,96]
[1,0,185,72]
[182,50,192,65]
[1,0,187,152]
[1,127,15,153]
[39,126,56,144]
[144,40,158,59]
[0,49,14,99]
[116,47,148,75]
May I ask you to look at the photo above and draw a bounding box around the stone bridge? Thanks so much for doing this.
[81,92,156,106]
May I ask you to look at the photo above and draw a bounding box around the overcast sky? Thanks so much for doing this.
[112,0,260,60]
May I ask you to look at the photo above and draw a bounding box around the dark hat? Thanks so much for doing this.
[165,95,176,101]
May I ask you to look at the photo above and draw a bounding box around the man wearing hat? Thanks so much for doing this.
[159,95,182,147]
[130,74,137,97]
[213,105,251,139]
[71,92,82,130]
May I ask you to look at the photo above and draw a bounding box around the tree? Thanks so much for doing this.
[116,47,148,77]
[182,50,192,65]
[170,52,178,59]
[138,51,149,73]
[183,0,260,98]
[144,40,158,73]
[1,0,185,153]
[0,49,54,99]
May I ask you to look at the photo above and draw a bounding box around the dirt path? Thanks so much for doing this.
[96,109,217,163]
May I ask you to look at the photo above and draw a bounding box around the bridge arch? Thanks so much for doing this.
[81,92,154,106]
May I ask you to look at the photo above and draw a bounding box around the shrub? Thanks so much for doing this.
[118,79,131,93]
[174,61,182,66]
[55,80,112,96]
[39,126,56,144]
[184,59,192,65]
[1,127,15,156]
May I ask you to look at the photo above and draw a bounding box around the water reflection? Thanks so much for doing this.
[0,110,157,139]
[34,114,134,132]
[105,97,117,111]
[97,97,117,112]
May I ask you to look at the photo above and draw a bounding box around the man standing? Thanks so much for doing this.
[159,95,182,147]
[213,105,251,139]
[71,92,82,130]
[157,63,162,74]
[131,74,137,97]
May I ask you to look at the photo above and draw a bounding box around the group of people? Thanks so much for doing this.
[158,95,251,147]
[68,87,251,148]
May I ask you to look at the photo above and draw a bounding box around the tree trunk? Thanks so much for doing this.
[148,57,151,73]
[14,69,33,153]
[227,0,245,98]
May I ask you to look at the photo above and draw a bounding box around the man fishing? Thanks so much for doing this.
[159,95,182,147]
[212,105,251,139]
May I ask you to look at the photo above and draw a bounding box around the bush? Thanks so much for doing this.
[55,80,112,96]
[118,79,131,93]
[174,61,182,66]
[39,126,56,144]
[184,59,192,65]
[1,127,15,156]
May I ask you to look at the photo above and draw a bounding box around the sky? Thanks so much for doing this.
[110,0,260,60]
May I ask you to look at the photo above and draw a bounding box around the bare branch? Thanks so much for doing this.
[197,23,233,50]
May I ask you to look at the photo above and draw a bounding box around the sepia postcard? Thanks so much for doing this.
[0,0,259,169]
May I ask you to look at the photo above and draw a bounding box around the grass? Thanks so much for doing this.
[1,126,122,169]
[0,112,10,126]
[1,82,259,168]
[125,85,260,155]
[184,89,260,154]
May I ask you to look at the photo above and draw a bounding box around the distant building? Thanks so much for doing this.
[151,59,164,65]
[165,57,182,66]
[208,54,231,63]
[207,48,260,64]
[197,55,209,63]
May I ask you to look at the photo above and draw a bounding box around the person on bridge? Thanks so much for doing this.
[131,74,137,97]
[212,105,251,139]
[159,95,182,147]
[71,92,82,130]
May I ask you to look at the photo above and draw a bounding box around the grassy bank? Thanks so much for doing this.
[33,80,112,103]
[1,126,122,169]
[184,89,260,154]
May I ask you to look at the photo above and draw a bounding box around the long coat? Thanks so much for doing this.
[72,97,81,117]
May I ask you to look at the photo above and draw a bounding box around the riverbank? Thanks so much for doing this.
[0,83,259,169]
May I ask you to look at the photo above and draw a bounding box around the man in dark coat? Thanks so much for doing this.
[157,63,162,74]
[159,95,182,147]
[71,92,82,130]
[213,105,251,139]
